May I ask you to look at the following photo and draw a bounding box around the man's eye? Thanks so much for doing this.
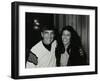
[44,32,48,34]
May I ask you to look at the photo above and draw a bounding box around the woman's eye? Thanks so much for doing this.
[63,34,70,36]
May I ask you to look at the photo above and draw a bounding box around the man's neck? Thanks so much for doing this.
[42,41,51,51]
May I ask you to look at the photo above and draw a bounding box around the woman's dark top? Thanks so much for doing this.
[55,46,87,66]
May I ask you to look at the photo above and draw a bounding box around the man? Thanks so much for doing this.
[26,26,57,68]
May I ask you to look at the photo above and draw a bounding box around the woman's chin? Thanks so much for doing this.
[63,42,70,46]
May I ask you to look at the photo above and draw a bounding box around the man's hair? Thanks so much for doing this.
[40,25,55,32]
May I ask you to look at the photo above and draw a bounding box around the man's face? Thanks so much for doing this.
[41,30,54,45]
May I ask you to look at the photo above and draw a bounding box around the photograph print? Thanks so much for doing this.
[11,2,97,79]
[25,13,89,68]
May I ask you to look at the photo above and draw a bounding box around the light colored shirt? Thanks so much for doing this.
[60,50,69,66]
[26,40,57,68]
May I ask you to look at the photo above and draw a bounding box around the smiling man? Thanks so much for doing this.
[26,25,57,68]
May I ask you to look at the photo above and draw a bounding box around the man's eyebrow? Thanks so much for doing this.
[44,31,49,33]
[44,31,54,32]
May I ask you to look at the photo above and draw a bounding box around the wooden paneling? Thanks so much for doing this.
[72,15,77,30]
[76,15,82,37]
[59,14,64,31]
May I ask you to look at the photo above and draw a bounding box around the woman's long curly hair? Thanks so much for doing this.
[56,25,82,54]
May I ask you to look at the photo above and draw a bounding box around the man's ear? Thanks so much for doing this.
[41,32,43,38]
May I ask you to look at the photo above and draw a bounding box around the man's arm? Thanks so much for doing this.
[27,51,38,65]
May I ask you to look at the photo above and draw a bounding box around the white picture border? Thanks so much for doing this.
[19,5,95,76]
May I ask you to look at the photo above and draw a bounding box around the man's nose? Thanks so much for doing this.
[48,34,53,38]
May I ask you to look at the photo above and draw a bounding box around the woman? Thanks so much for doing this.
[55,26,87,66]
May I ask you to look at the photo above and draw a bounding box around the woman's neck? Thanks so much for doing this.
[64,43,70,49]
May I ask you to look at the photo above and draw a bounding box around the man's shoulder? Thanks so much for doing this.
[31,41,42,50]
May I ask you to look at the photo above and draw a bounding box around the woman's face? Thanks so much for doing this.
[62,30,71,46]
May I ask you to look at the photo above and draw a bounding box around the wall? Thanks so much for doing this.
[0,0,99,81]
